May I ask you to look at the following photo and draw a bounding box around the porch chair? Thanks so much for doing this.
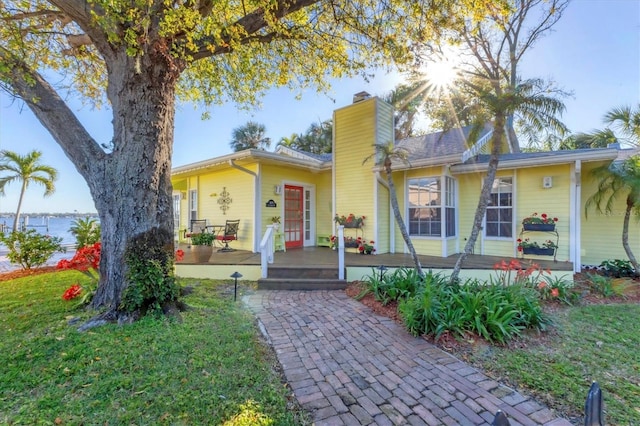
[184,219,207,247]
[216,219,240,252]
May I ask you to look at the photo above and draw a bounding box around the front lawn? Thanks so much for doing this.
[0,270,308,425]
[467,303,640,425]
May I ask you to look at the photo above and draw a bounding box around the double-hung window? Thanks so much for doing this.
[485,177,513,238]
[189,190,198,222]
[408,176,456,237]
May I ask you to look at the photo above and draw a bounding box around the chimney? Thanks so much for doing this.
[352,91,371,103]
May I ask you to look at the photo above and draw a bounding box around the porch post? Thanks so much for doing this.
[338,225,345,280]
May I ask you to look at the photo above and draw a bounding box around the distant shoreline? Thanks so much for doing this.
[0,213,98,218]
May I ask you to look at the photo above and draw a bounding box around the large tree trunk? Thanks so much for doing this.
[1,44,182,312]
[451,113,506,282]
[89,51,181,310]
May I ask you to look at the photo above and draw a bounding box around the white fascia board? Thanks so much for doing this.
[449,150,619,174]
[172,150,327,176]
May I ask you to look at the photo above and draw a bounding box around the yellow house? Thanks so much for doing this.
[171,94,639,274]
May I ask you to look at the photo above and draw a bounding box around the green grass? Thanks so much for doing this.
[469,304,640,425]
[0,271,308,425]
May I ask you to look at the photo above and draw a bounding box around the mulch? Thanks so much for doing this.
[0,266,60,282]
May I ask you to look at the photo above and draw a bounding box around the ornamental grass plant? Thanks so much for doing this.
[0,271,308,425]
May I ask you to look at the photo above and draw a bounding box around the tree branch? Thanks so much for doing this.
[190,0,321,61]
[0,46,105,179]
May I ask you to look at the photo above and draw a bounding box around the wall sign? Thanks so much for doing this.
[265,200,277,207]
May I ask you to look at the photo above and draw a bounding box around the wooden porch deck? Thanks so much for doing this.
[176,244,573,271]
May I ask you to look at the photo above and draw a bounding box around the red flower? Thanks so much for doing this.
[62,284,83,300]
[175,249,185,262]
[550,288,559,297]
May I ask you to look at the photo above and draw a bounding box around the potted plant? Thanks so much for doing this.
[358,240,375,255]
[334,213,365,228]
[517,238,556,256]
[191,232,215,263]
[522,212,558,231]
[270,216,281,231]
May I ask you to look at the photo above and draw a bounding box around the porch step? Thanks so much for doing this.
[257,266,347,290]
[266,266,341,280]
[257,278,347,291]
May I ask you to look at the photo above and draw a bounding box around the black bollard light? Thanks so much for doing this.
[230,271,242,301]
[376,265,388,281]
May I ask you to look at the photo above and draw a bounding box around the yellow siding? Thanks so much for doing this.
[376,181,390,253]
[334,97,388,246]
[259,164,332,240]
[172,167,256,251]
[456,173,482,255]
[515,165,570,262]
[581,162,640,266]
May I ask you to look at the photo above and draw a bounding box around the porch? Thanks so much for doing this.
[174,244,574,283]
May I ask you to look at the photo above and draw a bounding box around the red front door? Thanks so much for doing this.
[284,185,304,248]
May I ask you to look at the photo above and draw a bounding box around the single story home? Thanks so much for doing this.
[171,93,639,275]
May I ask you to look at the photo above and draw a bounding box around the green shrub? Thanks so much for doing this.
[362,267,445,305]
[0,229,64,269]
[69,217,101,248]
[599,259,636,277]
[398,278,550,344]
[120,228,180,316]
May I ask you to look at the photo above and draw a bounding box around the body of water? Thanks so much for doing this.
[0,215,98,249]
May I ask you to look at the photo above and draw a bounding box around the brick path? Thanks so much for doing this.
[243,291,572,426]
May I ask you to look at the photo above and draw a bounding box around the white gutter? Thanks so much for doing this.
[229,159,260,252]
[451,149,619,174]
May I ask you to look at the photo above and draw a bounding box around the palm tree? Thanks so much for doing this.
[604,105,640,146]
[450,78,567,281]
[0,150,58,231]
[364,142,424,277]
[560,129,618,150]
[229,121,271,152]
[277,133,301,149]
[585,156,640,274]
[381,82,425,141]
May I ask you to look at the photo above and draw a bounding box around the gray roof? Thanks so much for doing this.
[467,147,624,165]
[396,124,494,161]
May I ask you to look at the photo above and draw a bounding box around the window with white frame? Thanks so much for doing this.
[485,177,513,238]
[408,176,456,237]
[189,190,198,222]
[173,194,181,232]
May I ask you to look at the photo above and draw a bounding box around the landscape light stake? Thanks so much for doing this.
[377,265,388,281]
[230,271,242,301]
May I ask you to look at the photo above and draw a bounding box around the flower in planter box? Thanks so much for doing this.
[517,238,539,251]
[358,240,375,254]
[542,240,558,249]
[334,213,365,227]
[522,212,558,225]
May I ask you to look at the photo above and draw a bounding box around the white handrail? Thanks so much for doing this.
[338,225,345,280]
[259,225,276,278]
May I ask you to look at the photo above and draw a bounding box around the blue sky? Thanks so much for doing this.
[0,0,638,214]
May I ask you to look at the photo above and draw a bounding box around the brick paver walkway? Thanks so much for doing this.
[244,291,572,426]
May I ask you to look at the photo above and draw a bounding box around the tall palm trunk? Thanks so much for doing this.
[451,113,506,282]
[383,160,424,277]
[622,197,640,273]
[12,180,27,232]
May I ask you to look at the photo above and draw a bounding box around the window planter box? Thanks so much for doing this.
[342,222,362,229]
[522,223,555,232]
[522,247,555,256]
